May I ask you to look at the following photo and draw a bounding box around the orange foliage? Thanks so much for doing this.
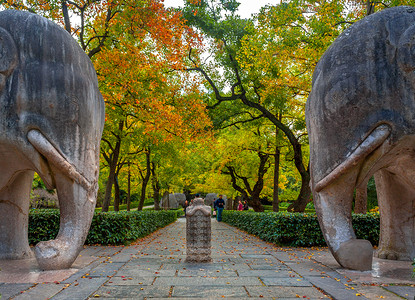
[93,0,210,143]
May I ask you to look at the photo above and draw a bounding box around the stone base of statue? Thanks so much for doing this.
[185,198,212,263]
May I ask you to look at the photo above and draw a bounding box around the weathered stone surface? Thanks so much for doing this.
[246,286,327,299]
[159,192,180,209]
[174,193,186,206]
[306,6,415,270]
[205,193,228,206]
[204,193,217,206]
[172,286,248,298]
[185,198,212,263]
[0,10,104,270]
[12,283,63,300]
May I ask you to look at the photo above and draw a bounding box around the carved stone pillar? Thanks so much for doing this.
[185,198,212,263]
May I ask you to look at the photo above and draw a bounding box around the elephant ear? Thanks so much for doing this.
[0,27,17,90]
[397,24,415,77]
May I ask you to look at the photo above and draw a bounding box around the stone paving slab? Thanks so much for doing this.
[61,260,104,284]
[153,276,262,286]
[260,276,313,287]
[160,262,251,271]
[85,262,125,277]
[91,285,171,299]
[246,286,329,298]
[249,263,290,270]
[0,283,34,299]
[124,263,163,271]
[177,269,237,277]
[13,283,63,300]
[171,286,248,298]
[104,276,154,286]
[115,267,176,277]
[50,277,108,300]
[108,252,141,263]
[282,260,335,276]
[383,285,415,299]
[306,276,367,300]
[356,285,405,300]
[237,269,299,278]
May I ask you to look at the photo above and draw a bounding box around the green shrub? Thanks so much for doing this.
[222,211,380,247]
[95,201,142,212]
[262,204,315,213]
[28,209,177,245]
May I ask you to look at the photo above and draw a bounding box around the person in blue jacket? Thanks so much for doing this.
[215,194,225,222]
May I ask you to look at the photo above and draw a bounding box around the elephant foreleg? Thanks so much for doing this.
[0,170,35,259]
[375,169,415,260]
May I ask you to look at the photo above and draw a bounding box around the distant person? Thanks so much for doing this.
[243,200,249,211]
[215,194,225,221]
[237,200,243,211]
[183,200,189,216]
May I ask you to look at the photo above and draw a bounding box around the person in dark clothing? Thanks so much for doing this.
[183,200,189,216]
[243,200,249,211]
[215,194,225,221]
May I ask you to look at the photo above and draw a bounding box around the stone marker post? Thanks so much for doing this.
[185,198,212,263]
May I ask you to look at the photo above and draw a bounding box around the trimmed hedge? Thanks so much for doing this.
[222,210,380,247]
[28,209,178,245]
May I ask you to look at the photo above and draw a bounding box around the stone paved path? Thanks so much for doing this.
[0,218,414,299]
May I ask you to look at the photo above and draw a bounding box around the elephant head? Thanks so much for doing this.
[0,10,105,270]
[306,6,415,270]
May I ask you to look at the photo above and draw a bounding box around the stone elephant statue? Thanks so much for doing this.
[0,10,105,270]
[306,6,415,271]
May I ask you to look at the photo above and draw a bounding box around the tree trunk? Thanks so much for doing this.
[354,185,368,214]
[273,122,281,212]
[272,148,280,212]
[102,131,123,211]
[127,162,131,211]
[249,152,269,212]
[61,0,71,33]
[232,197,238,210]
[113,176,120,212]
[366,0,375,15]
[226,167,249,207]
[224,155,267,213]
[138,148,151,211]
[151,162,160,210]
[287,161,311,212]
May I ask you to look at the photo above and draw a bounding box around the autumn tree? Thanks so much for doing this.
[180,0,379,211]
[1,0,212,210]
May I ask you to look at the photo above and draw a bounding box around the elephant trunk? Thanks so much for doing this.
[34,168,97,270]
[28,129,98,270]
[310,125,392,271]
[314,169,373,271]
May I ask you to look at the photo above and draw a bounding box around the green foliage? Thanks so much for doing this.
[222,211,380,247]
[367,176,378,210]
[28,210,60,244]
[32,173,54,194]
[351,213,381,245]
[95,198,154,212]
[262,202,315,213]
[28,209,177,245]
